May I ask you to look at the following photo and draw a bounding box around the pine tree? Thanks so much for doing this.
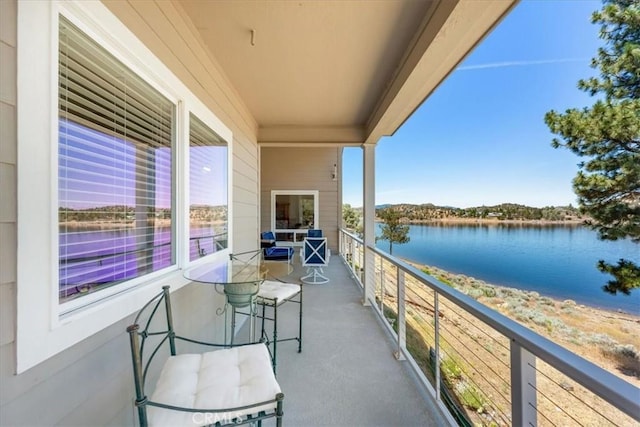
[545,0,640,294]
[342,204,363,236]
[378,208,410,255]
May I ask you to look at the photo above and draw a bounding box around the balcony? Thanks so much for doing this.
[258,254,450,425]
[249,231,640,426]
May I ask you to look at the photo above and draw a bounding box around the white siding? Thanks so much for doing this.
[1,0,260,425]
[261,147,341,252]
[101,0,261,254]
[0,0,17,383]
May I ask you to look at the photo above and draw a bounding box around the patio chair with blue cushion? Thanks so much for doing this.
[307,229,322,237]
[126,286,284,427]
[260,230,276,248]
[300,237,330,284]
[260,231,294,263]
[263,246,294,263]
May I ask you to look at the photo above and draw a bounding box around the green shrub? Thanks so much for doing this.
[602,344,640,377]
[467,288,484,299]
[455,382,487,413]
[586,333,617,347]
[539,296,555,306]
[441,356,463,380]
[512,306,550,326]
[482,287,497,298]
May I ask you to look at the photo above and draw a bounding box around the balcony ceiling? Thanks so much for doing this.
[178,0,516,144]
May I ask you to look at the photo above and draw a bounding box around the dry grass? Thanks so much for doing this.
[375,260,640,426]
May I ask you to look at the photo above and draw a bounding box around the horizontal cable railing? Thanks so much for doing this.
[338,228,640,426]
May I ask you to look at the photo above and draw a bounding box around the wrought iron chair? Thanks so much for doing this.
[231,250,302,375]
[300,237,330,284]
[126,286,284,427]
[256,280,302,375]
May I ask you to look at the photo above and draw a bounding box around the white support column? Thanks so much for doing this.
[362,143,376,306]
[511,342,538,426]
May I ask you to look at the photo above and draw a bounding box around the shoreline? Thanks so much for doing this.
[395,217,585,225]
[402,258,639,318]
[398,258,640,387]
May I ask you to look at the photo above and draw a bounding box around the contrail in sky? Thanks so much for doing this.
[457,58,590,71]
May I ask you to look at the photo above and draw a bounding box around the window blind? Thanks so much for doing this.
[58,17,175,303]
[189,113,228,261]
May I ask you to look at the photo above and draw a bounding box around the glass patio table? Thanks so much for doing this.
[183,252,293,343]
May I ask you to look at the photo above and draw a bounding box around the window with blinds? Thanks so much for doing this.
[189,113,228,261]
[58,16,175,303]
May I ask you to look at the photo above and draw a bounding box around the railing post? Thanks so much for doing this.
[511,341,537,426]
[351,239,360,278]
[363,246,375,305]
[434,292,441,402]
[395,268,406,360]
[378,256,384,313]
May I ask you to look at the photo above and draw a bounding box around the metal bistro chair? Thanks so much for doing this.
[256,280,302,375]
[231,249,302,375]
[126,286,284,427]
[300,237,330,284]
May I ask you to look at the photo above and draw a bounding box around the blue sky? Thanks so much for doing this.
[342,0,603,208]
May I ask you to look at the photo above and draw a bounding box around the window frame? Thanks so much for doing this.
[187,113,229,262]
[16,0,232,373]
[271,190,320,244]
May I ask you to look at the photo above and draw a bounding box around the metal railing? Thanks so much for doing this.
[59,232,227,300]
[339,228,640,426]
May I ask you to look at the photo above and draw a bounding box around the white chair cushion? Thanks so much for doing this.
[148,343,281,426]
[257,281,301,305]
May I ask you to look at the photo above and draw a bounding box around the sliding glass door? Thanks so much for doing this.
[271,190,319,244]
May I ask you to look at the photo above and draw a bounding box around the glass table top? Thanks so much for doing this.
[183,253,294,313]
[183,254,293,285]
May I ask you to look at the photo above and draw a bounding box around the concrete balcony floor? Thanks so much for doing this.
[242,255,449,426]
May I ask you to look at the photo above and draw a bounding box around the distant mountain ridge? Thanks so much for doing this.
[374,202,584,222]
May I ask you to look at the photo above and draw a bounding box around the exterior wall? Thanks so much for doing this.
[0,0,20,421]
[101,0,261,254]
[260,147,341,252]
[0,0,18,415]
[0,1,259,425]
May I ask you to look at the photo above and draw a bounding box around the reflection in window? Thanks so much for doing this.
[189,114,228,260]
[275,194,316,230]
[58,17,175,303]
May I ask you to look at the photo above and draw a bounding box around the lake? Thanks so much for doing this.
[375,223,640,314]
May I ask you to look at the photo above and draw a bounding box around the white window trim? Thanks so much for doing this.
[182,107,234,269]
[16,0,232,373]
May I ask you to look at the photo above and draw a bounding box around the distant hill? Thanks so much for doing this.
[370,203,585,223]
